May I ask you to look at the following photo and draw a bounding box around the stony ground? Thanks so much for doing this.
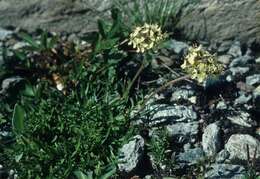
[0,24,260,179]
[116,39,260,177]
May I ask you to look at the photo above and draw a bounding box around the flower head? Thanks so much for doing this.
[128,23,167,53]
[181,45,224,83]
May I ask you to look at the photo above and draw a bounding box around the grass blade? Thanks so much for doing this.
[19,32,40,50]
[12,104,25,134]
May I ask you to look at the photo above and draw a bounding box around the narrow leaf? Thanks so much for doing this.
[22,84,35,97]
[13,50,27,61]
[18,32,40,50]
[12,104,25,134]
[97,19,107,38]
[15,153,23,162]
[100,167,116,179]
[48,36,58,49]
[73,171,91,179]
[40,31,48,50]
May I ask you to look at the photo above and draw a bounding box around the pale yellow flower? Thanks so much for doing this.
[128,23,167,53]
[181,45,224,83]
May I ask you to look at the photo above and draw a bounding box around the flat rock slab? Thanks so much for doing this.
[202,122,221,156]
[118,135,145,174]
[0,0,260,46]
[205,164,245,179]
[225,134,260,161]
[0,0,112,34]
[175,0,260,45]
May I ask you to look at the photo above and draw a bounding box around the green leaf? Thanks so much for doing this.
[97,38,119,52]
[73,171,92,179]
[12,104,25,134]
[40,31,48,50]
[13,50,27,61]
[97,19,108,39]
[100,166,116,179]
[47,36,58,49]
[22,84,35,97]
[15,153,23,162]
[18,32,40,50]
[0,113,6,125]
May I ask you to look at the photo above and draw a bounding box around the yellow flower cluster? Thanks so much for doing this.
[181,45,224,83]
[128,23,167,53]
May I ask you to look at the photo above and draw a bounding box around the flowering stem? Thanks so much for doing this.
[114,39,128,48]
[160,62,193,83]
[123,62,145,100]
[133,74,190,117]
[146,74,190,102]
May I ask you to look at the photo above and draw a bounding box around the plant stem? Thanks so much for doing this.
[160,61,193,83]
[123,62,145,100]
[148,74,190,99]
[133,74,190,117]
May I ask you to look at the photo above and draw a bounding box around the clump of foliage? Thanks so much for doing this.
[148,130,171,173]
[0,1,180,178]
[7,77,132,178]
[6,31,91,94]
[114,0,175,29]
[0,4,172,178]
[3,43,139,178]
[243,145,260,179]
[181,45,224,83]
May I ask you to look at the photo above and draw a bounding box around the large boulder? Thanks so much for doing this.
[225,134,260,161]
[175,0,260,45]
[0,0,112,34]
[0,0,260,46]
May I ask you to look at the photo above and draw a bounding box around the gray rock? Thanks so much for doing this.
[1,0,260,46]
[256,57,260,64]
[170,86,195,102]
[202,123,221,156]
[0,76,23,95]
[0,131,11,138]
[226,75,234,82]
[118,135,145,173]
[227,111,256,127]
[234,93,252,106]
[217,55,232,65]
[0,28,12,41]
[67,33,80,43]
[225,134,260,161]
[167,122,199,142]
[183,143,191,151]
[12,42,27,50]
[215,149,230,163]
[216,101,228,110]
[0,0,112,35]
[229,55,254,67]
[246,74,260,86]
[148,104,197,126]
[229,67,249,77]
[253,85,260,98]
[0,50,3,67]
[256,128,260,137]
[217,41,232,54]
[245,48,253,56]
[168,39,189,55]
[205,164,245,179]
[228,41,242,58]
[176,148,205,166]
[175,0,260,45]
